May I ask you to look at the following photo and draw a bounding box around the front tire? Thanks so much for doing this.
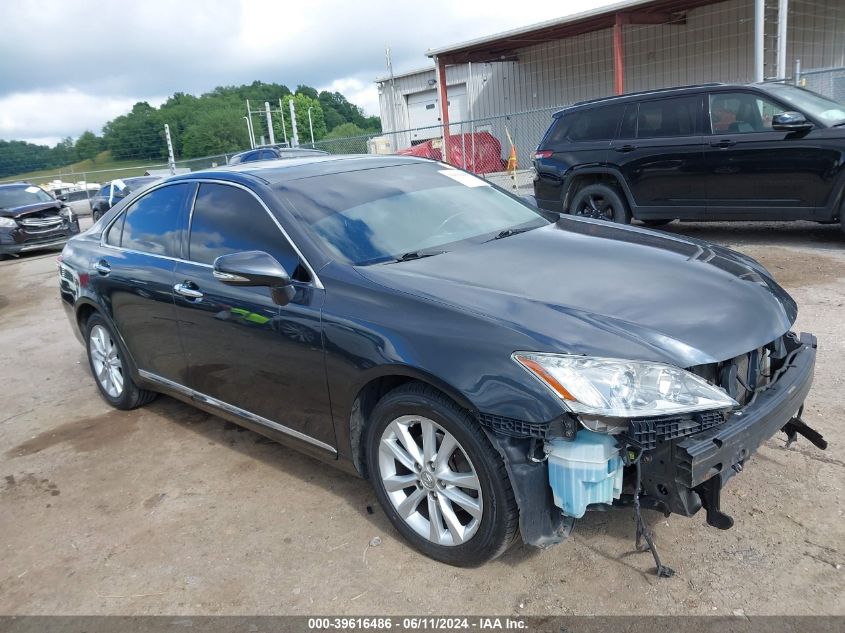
[91,209,101,221]
[85,313,156,410]
[365,383,518,566]
[569,183,631,224]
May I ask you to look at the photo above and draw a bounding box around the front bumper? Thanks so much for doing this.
[639,332,817,518]
[0,219,80,255]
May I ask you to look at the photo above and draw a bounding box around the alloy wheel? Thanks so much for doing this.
[378,415,483,546]
[575,193,614,220]
[89,324,124,398]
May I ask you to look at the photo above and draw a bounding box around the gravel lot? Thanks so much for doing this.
[0,219,843,616]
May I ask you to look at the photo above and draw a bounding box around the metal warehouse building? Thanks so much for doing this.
[376,0,845,171]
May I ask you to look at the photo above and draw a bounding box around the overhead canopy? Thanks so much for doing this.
[425,0,722,64]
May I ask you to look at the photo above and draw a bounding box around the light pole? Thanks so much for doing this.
[243,116,254,148]
[307,107,315,147]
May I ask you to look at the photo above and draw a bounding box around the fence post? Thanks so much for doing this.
[289,99,299,148]
[265,102,275,145]
[164,124,176,176]
[794,59,801,85]
[279,98,289,146]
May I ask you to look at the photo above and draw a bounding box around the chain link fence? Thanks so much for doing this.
[798,66,845,104]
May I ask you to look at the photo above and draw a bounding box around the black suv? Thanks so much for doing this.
[533,82,845,232]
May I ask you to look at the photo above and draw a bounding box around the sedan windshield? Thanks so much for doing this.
[0,185,54,209]
[277,163,549,265]
[764,83,845,126]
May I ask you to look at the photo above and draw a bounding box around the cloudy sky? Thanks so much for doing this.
[0,0,618,146]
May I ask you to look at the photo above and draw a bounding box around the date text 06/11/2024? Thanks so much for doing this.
[307,617,528,630]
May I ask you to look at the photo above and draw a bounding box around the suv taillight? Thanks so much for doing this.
[535,150,554,159]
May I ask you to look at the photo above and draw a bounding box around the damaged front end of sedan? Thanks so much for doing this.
[481,330,825,577]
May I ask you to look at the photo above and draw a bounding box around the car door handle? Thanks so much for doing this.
[710,139,737,148]
[93,259,111,275]
[614,144,637,152]
[173,282,204,299]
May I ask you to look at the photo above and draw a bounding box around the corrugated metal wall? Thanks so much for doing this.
[378,0,845,146]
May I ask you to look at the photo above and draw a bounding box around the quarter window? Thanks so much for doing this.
[120,183,192,257]
[188,183,303,277]
[547,104,624,144]
[637,96,701,138]
[709,92,786,134]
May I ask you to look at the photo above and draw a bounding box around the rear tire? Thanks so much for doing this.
[569,183,631,224]
[85,313,156,410]
[365,383,518,567]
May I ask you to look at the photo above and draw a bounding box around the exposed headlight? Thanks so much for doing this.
[513,352,737,419]
[0,217,17,228]
[60,207,74,221]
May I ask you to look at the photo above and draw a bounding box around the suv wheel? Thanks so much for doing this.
[365,383,518,567]
[85,313,156,410]
[570,183,631,224]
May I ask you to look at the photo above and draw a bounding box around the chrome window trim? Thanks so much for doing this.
[99,178,324,289]
[138,369,337,454]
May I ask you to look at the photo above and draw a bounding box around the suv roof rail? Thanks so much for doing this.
[558,83,727,114]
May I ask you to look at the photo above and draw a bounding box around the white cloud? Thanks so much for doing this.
[0,0,620,143]
[0,89,166,146]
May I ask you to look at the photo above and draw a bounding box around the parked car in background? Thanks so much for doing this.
[58,188,97,217]
[228,146,328,165]
[0,182,80,257]
[533,82,845,234]
[58,156,825,572]
[90,176,161,220]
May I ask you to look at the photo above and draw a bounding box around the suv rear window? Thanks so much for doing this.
[546,104,624,144]
[637,96,701,138]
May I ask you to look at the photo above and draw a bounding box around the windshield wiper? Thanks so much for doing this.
[484,227,531,242]
[393,250,447,263]
[832,121,845,127]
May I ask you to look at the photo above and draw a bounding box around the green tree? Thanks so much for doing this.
[102,102,164,160]
[181,109,250,157]
[75,131,101,162]
[278,93,326,145]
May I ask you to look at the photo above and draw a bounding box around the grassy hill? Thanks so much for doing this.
[1,151,167,185]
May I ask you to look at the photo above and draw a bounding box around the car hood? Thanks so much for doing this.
[0,201,62,218]
[356,219,797,367]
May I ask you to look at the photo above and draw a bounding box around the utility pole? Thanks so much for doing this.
[289,98,299,148]
[754,0,764,82]
[245,100,256,147]
[307,107,315,146]
[777,0,789,80]
[265,101,275,145]
[279,98,288,146]
[243,116,254,148]
[386,46,398,149]
[164,124,176,175]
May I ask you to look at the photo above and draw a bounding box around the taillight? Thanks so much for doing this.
[535,150,554,159]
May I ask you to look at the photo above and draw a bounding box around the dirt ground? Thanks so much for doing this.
[0,219,843,616]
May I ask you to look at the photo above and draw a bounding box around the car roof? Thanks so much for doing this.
[168,154,433,186]
[0,181,33,189]
[553,82,775,116]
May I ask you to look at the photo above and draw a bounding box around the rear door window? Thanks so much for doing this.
[637,96,701,138]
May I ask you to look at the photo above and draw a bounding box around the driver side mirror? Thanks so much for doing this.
[212,250,296,305]
[772,111,813,132]
[58,194,68,202]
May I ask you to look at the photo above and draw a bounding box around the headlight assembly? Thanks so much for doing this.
[0,217,17,228]
[513,352,737,420]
